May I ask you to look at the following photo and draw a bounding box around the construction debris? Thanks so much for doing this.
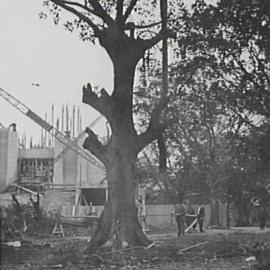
[178,241,208,254]
[4,241,21,248]
[51,222,65,237]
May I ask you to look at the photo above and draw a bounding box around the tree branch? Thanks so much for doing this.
[51,0,101,34]
[116,0,124,25]
[82,83,113,122]
[123,0,138,22]
[83,127,108,165]
[158,134,167,172]
[62,0,94,12]
[134,20,162,29]
[143,29,176,51]
[62,0,113,24]
[143,152,164,191]
[136,96,172,152]
[87,0,115,26]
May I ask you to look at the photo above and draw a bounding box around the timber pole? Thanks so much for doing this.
[161,0,168,97]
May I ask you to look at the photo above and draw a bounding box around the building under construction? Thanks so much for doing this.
[0,102,107,218]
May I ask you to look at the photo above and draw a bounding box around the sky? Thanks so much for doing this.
[0,0,113,146]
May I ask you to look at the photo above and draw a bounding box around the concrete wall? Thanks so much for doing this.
[53,136,106,188]
[77,155,106,188]
[0,128,18,192]
[42,190,75,215]
[63,149,78,185]
[6,130,19,187]
[53,138,78,185]
[53,138,64,185]
[76,136,106,188]
[0,129,8,192]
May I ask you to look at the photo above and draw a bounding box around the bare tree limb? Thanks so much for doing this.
[82,83,113,122]
[134,20,162,29]
[135,94,175,152]
[83,127,108,165]
[87,0,115,26]
[116,0,124,25]
[62,0,113,23]
[136,120,174,154]
[62,0,94,12]
[143,29,176,51]
[157,134,167,172]
[123,0,138,22]
[142,152,164,191]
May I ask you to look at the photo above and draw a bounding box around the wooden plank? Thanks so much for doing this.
[179,241,208,253]
[12,184,43,197]
[185,217,198,233]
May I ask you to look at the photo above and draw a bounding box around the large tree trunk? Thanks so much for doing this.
[209,193,221,227]
[50,0,173,254]
[87,146,151,253]
[234,202,250,227]
[85,54,152,253]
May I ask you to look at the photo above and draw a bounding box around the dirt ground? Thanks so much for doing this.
[2,226,270,270]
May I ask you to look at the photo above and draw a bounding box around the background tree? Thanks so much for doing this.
[172,0,270,122]
[137,0,270,227]
[229,123,270,226]
[168,0,270,225]
[136,53,244,226]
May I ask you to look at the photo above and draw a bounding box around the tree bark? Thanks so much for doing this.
[209,192,221,227]
[234,202,250,227]
[85,53,152,252]
[87,144,151,252]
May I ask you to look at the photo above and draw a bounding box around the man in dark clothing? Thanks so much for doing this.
[175,203,186,236]
[258,206,267,230]
[197,205,205,233]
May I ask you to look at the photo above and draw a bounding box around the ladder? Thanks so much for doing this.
[0,87,105,172]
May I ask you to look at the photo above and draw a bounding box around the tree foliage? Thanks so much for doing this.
[135,0,270,225]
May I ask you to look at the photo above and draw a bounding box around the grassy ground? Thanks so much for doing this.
[2,226,270,270]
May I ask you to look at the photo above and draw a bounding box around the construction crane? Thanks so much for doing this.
[0,87,105,172]
[53,114,103,165]
[41,114,103,180]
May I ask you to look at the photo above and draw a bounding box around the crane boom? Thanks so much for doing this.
[0,87,105,172]
[40,114,103,178]
[53,114,103,164]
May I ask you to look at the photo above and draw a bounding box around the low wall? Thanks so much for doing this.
[42,190,75,216]
[41,194,227,229]
[145,204,214,228]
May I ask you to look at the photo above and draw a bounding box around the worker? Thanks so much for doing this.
[258,205,267,230]
[197,205,205,233]
[175,202,186,237]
